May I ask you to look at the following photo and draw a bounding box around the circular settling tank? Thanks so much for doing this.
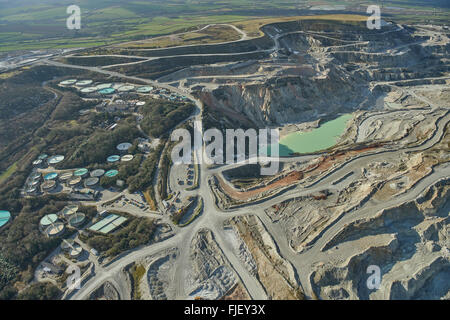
[117,143,132,152]
[136,86,153,93]
[68,176,82,186]
[33,159,43,166]
[41,180,56,191]
[76,80,93,87]
[32,172,41,180]
[59,79,77,86]
[107,155,120,163]
[59,172,73,182]
[40,214,58,228]
[99,88,115,95]
[48,155,64,165]
[69,244,83,257]
[61,239,75,251]
[105,170,119,178]
[62,205,78,218]
[26,187,38,195]
[84,177,99,187]
[45,223,65,237]
[44,172,58,181]
[96,83,113,90]
[117,85,135,92]
[80,87,97,94]
[38,154,48,160]
[90,169,105,178]
[0,210,11,229]
[121,154,134,162]
[69,213,86,228]
[30,179,40,187]
[74,168,89,177]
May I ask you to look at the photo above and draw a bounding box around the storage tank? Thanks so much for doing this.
[41,180,56,192]
[68,212,86,228]
[45,223,65,238]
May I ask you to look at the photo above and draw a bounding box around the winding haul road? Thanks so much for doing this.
[39,22,450,300]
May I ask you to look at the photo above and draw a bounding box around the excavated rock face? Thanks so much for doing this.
[186,229,238,300]
[310,178,450,300]
[199,69,366,126]
[196,20,448,128]
[89,281,120,300]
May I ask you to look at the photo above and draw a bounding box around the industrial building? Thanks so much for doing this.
[88,213,128,234]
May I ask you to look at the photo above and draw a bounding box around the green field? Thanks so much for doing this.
[0,0,449,52]
[0,162,17,183]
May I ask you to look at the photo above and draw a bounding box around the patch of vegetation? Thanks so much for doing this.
[140,99,195,138]
[128,142,164,193]
[51,91,97,121]
[57,121,141,169]
[158,147,172,201]
[1,0,449,52]
[17,282,61,300]
[59,56,144,67]
[131,264,146,300]
[113,51,269,78]
[0,66,85,173]
[83,214,156,258]
[120,24,242,49]
[0,253,18,293]
[0,162,18,184]
[171,198,196,225]
[178,197,203,227]
[0,193,75,299]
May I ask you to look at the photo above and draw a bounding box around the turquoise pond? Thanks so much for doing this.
[270,114,353,156]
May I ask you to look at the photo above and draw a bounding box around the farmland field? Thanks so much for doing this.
[0,0,448,52]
